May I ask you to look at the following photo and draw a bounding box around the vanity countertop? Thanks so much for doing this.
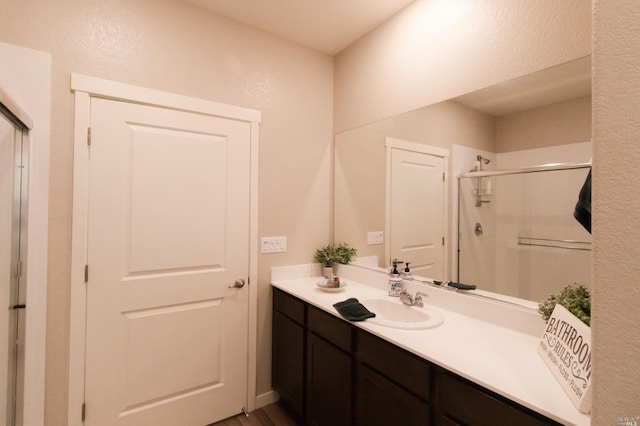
[271,264,590,426]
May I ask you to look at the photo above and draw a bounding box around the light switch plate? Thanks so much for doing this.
[367,231,384,245]
[261,236,287,253]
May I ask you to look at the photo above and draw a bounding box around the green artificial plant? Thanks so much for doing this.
[314,243,357,267]
[538,283,591,326]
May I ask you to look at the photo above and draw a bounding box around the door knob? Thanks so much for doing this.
[229,278,245,288]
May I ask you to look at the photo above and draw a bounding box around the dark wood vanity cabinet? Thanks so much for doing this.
[272,289,353,425]
[306,306,353,426]
[272,287,561,426]
[355,330,431,426]
[272,289,306,420]
[436,369,560,426]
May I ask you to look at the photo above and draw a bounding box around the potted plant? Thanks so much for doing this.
[314,243,357,278]
[538,283,591,326]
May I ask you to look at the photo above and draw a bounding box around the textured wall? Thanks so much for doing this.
[334,0,591,133]
[496,96,592,153]
[592,0,640,423]
[0,1,333,424]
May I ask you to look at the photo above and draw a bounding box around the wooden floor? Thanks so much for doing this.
[210,401,300,426]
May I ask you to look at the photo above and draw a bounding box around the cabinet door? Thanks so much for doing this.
[437,369,560,426]
[356,364,430,426]
[272,311,305,419]
[357,329,430,400]
[307,332,352,426]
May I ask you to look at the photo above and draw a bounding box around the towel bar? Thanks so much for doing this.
[517,236,591,251]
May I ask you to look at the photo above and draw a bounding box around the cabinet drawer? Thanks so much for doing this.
[357,330,430,401]
[273,287,305,324]
[307,305,352,352]
[437,369,561,426]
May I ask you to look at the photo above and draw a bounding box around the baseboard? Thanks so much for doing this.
[255,389,280,409]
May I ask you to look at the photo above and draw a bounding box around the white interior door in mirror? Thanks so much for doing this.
[387,138,448,279]
[84,97,250,425]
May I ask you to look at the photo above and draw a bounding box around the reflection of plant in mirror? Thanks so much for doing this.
[314,243,357,267]
[538,284,591,326]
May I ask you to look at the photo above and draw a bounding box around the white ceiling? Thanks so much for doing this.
[182,0,417,55]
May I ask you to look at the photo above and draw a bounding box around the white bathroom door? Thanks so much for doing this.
[389,147,446,278]
[84,97,251,425]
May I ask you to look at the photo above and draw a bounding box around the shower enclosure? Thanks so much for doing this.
[1,98,29,426]
[457,162,591,302]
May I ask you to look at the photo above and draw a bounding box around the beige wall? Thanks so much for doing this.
[0,0,333,424]
[334,0,591,133]
[592,0,640,422]
[496,96,592,153]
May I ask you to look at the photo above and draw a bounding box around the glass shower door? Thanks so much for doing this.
[1,109,27,426]
[458,166,591,302]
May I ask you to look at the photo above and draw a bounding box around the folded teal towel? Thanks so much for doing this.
[333,298,376,322]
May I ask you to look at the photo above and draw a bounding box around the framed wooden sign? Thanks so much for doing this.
[538,304,592,413]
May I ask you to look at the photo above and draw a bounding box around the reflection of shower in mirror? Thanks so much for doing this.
[470,155,492,206]
[475,155,491,167]
[457,162,592,302]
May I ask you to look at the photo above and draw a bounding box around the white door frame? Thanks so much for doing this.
[68,74,261,426]
[385,137,449,276]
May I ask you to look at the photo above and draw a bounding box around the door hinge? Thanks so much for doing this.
[442,236,445,246]
[442,172,445,182]
[87,127,91,146]
[14,260,22,278]
[81,402,86,421]
[84,265,89,283]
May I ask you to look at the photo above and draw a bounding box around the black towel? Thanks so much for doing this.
[333,298,376,322]
[574,169,592,234]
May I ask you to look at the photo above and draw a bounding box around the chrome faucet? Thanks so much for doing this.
[399,290,428,307]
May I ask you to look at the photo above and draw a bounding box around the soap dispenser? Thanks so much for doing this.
[388,259,404,296]
[402,262,413,279]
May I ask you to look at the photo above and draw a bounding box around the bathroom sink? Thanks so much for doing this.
[361,298,444,330]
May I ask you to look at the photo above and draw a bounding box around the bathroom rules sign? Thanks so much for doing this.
[537,304,592,414]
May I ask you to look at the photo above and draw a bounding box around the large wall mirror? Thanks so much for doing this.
[334,56,591,306]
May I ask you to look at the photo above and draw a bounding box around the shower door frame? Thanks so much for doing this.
[0,41,52,426]
[2,117,28,426]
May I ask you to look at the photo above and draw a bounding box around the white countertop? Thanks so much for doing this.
[271,264,590,426]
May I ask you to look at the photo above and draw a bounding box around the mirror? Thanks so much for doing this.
[334,56,591,306]
[457,164,591,304]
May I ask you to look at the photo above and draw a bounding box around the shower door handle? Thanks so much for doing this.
[229,278,245,289]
